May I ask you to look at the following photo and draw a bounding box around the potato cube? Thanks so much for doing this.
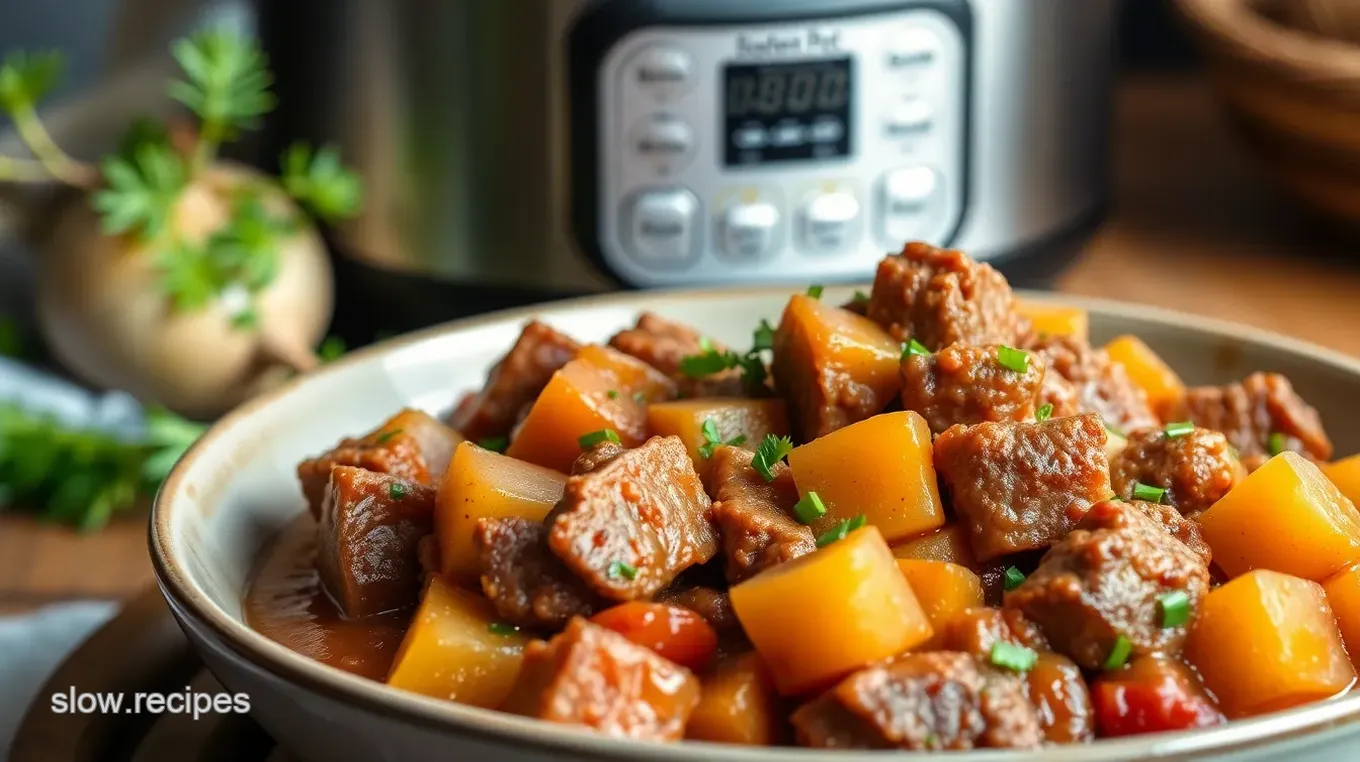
[1196,452,1360,581]
[435,440,568,583]
[1321,563,1360,661]
[787,411,945,544]
[686,652,784,745]
[890,523,978,569]
[730,525,932,695]
[1185,570,1354,718]
[1324,454,1360,507]
[1017,302,1089,342]
[647,398,789,482]
[386,575,530,708]
[1105,335,1185,416]
[896,560,984,634]
[506,345,675,472]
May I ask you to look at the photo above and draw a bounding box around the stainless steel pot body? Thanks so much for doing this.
[257,0,1119,292]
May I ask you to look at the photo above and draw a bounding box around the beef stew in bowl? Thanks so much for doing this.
[154,240,1360,756]
[234,243,1360,753]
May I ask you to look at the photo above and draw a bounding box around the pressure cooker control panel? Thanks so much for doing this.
[586,5,968,287]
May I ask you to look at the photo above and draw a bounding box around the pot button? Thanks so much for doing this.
[886,27,940,69]
[800,191,860,255]
[632,114,695,173]
[629,46,695,101]
[625,189,700,267]
[880,166,941,243]
[885,98,934,137]
[720,202,781,260]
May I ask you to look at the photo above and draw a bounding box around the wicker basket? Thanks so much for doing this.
[1176,0,1360,221]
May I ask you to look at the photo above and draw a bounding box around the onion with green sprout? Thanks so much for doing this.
[0,30,360,417]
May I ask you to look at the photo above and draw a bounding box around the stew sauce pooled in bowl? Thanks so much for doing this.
[245,242,1360,750]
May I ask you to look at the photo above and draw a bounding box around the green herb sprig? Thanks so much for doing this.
[0,404,205,531]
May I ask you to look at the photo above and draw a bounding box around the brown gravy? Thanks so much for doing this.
[244,514,409,681]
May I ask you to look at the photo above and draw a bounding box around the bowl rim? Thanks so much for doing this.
[1177,0,1360,80]
[151,284,1360,761]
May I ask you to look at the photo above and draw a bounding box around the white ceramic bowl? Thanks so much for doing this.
[152,286,1360,762]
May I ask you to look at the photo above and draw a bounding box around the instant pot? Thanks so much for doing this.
[254,0,1118,325]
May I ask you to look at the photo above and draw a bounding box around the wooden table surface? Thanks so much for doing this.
[4,73,1360,616]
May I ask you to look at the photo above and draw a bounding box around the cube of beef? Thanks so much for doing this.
[447,320,580,441]
[474,518,602,629]
[655,585,742,636]
[1026,335,1158,433]
[1110,427,1245,515]
[902,343,1046,435]
[865,242,1025,350]
[1125,499,1213,566]
[1005,500,1211,670]
[1167,372,1332,471]
[934,606,1049,659]
[547,436,718,600]
[933,414,1112,561]
[772,294,902,439]
[316,466,435,618]
[296,408,459,518]
[608,312,745,398]
[791,651,1042,750]
[500,618,700,740]
[708,446,816,582]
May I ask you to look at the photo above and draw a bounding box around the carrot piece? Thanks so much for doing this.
[590,602,719,672]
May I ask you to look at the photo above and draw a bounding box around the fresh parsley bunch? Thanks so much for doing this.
[0,404,205,531]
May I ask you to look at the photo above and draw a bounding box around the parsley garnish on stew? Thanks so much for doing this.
[578,429,621,449]
[901,338,930,360]
[1267,431,1287,456]
[698,418,747,459]
[1104,634,1133,670]
[852,290,869,306]
[388,482,406,500]
[996,345,1029,373]
[374,428,403,444]
[478,436,508,453]
[488,622,519,636]
[1158,590,1191,628]
[751,434,794,482]
[989,641,1038,673]
[607,561,638,580]
[1163,421,1195,439]
[1132,481,1166,504]
[816,514,867,547]
[793,491,828,524]
[751,319,775,352]
[1003,566,1026,591]
[806,284,824,299]
[1035,404,1054,422]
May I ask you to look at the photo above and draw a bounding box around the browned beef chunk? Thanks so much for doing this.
[1169,372,1332,470]
[447,320,580,441]
[1005,500,1210,670]
[933,414,1112,562]
[656,585,742,636]
[500,618,700,740]
[316,466,435,618]
[1037,366,1083,420]
[297,408,457,518]
[547,436,718,600]
[934,606,1050,658]
[902,343,1046,434]
[791,652,1042,750]
[1111,427,1245,516]
[708,446,815,582]
[1026,652,1094,744]
[1126,499,1212,566]
[1027,335,1158,433]
[865,242,1026,350]
[571,440,627,475]
[474,518,602,629]
[608,312,745,398]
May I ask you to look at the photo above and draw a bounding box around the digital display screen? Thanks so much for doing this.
[723,58,853,167]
